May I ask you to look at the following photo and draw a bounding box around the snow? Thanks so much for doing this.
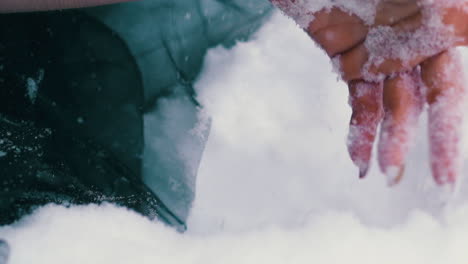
[3,203,468,263]
[362,6,458,82]
[2,12,468,263]
[0,240,8,264]
[376,71,425,184]
[272,0,467,82]
[426,50,466,186]
[271,0,378,28]
[25,69,44,104]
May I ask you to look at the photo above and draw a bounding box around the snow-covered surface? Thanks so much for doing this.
[2,13,468,263]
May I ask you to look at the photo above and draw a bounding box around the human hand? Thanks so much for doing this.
[0,0,135,13]
[271,0,468,188]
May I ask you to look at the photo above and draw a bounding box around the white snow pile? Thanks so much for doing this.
[2,12,468,264]
[4,203,468,264]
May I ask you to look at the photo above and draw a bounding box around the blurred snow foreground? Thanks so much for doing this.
[3,11,468,264]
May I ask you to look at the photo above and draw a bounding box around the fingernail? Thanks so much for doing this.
[359,166,369,179]
[386,165,405,186]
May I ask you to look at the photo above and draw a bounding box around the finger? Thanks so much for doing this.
[377,70,424,186]
[347,81,384,178]
[312,21,368,57]
[307,8,367,57]
[308,7,364,33]
[338,44,371,82]
[421,49,466,187]
[0,0,135,13]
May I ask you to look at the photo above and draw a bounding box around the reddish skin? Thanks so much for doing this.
[307,8,367,57]
[0,0,136,13]
[347,81,384,178]
[422,50,465,186]
[273,0,423,180]
[271,0,468,186]
[377,70,424,185]
[339,6,468,82]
